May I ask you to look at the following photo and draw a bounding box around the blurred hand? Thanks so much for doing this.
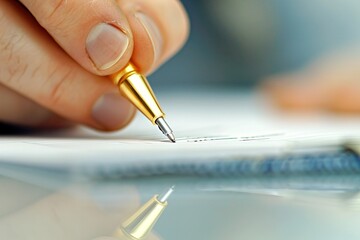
[0,0,188,131]
[263,50,360,113]
[0,185,161,240]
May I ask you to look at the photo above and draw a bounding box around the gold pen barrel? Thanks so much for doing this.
[113,195,168,240]
[110,64,165,124]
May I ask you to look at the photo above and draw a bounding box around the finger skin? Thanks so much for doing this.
[19,0,134,76]
[119,0,189,74]
[0,1,134,131]
[263,52,360,114]
[0,0,188,131]
[19,0,189,76]
[0,83,70,128]
[262,74,327,111]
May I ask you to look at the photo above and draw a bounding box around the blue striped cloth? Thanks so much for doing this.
[92,149,360,179]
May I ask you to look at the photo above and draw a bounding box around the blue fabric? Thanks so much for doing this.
[94,150,360,178]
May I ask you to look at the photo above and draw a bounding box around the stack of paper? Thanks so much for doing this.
[1,90,360,177]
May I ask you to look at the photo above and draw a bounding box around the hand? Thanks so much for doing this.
[263,50,360,113]
[0,182,161,240]
[0,0,188,131]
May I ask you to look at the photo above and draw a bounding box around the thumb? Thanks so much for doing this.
[20,0,134,75]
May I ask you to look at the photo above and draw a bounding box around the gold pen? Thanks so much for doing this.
[113,186,174,240]
[110,63,176,143]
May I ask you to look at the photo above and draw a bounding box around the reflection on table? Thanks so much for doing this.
[1,167,360,240]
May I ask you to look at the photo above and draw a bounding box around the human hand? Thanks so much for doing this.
[263,50,360,113]
[0,183,161,240]
[0,0,188,131]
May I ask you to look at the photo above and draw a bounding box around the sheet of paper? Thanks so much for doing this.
[1,90,360,170]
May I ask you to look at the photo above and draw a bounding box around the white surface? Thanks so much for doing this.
[1,91,360,169]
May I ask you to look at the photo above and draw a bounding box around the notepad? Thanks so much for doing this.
[1,90,360,177]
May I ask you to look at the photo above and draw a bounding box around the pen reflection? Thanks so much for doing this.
[3,168,360,240]
[0,175,160,240]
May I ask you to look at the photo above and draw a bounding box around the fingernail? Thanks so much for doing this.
[135,12,163,63]
[92,93,135,129]
[86,23,129,70]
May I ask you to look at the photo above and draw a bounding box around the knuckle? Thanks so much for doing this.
[44,0,68,20]
[43,66,75,108]
[37,0,73,34]
[0,34,29,87]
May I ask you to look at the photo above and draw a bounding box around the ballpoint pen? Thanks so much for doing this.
[110,63,176,143]
[112,186,174,240]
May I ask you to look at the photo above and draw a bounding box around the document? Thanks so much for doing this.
[1,90,360,176]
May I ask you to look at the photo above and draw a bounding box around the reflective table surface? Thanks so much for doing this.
[2,166,360,240]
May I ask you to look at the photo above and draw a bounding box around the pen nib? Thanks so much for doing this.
[167,133,176,143]
[155,117,176,143]
[158,186,175,203]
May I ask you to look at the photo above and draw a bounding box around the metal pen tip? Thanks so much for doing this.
[158,186,175,203]
[155,117,176,143]
[167,133,176,143]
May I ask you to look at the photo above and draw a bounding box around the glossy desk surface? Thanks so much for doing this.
[1,166,360,240]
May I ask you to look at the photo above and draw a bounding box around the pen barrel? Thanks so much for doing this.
[111,64,165,124]
[114,195,167,240]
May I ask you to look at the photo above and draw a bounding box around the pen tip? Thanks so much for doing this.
[167,133,176,143]
[159,186,175,203]
[155,117,176,143]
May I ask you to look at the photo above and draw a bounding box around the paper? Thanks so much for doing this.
[1,90,360,173]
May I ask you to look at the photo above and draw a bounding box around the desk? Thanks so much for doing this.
[1,166,360,240]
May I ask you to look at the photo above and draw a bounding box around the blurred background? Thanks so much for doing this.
[150,0,360,89]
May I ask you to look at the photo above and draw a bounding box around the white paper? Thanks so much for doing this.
[1,90,360,170]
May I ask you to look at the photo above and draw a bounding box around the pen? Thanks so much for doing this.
[110,64,176,143]
[113,186,175,240]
